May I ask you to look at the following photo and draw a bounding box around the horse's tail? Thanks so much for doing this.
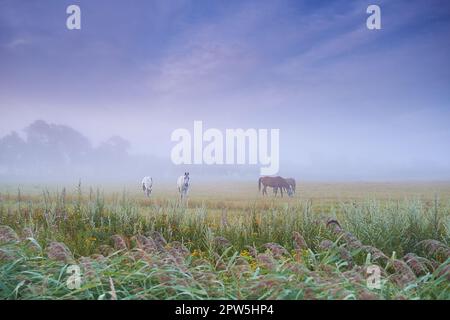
[258,177,262,192]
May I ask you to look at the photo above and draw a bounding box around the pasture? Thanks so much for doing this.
[0,181,449,300]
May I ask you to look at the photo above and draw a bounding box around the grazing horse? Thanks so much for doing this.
[141,176,153,197]
[259,176,292,197]
[272,176,294,197]
[177,172,190,200]
[285,178,296,194]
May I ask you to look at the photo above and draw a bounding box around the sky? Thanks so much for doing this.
[1,0,450,180]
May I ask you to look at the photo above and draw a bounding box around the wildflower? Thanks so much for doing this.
[191,249,203,258]
[240,249,251,258]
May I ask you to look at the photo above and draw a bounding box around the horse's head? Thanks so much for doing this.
[184,172,190,187]
[287,186,293,197]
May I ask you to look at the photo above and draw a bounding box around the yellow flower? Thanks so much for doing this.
[191,249,203,258]
[240,249,250,257]
[86,236,97,243]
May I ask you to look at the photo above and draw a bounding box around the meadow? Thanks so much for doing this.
[0,181,449,300]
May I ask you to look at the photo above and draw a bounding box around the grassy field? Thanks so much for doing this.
[0,181,449,300]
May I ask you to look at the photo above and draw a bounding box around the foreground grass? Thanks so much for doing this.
[0,186,449,299]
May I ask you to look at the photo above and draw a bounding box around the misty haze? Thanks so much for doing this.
[1,0,450,303]
[1,118,450,183]
[0,120,264,183]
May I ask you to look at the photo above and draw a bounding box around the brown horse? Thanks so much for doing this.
[258,176,292,197]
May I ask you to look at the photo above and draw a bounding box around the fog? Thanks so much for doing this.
[1,0,450,183]
[0,120,449,184]
[0,120,263,183]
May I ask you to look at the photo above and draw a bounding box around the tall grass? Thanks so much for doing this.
[0,187,449,300]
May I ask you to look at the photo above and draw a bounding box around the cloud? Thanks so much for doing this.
[4,37,30,49]
[148,42,253,95]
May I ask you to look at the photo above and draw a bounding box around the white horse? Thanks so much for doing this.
[141,176,153,197]
[177,172,190,200]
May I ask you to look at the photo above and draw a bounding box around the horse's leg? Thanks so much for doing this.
[280,187,283,198]
[263,186,267,196]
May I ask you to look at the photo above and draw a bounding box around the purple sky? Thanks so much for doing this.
[1,0,450,180]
